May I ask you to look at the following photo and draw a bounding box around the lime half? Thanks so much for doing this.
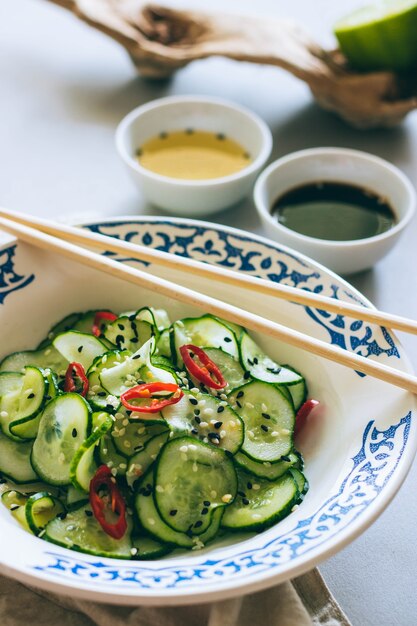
[334,0,417,72]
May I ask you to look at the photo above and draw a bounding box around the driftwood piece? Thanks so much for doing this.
[47,0,417,128]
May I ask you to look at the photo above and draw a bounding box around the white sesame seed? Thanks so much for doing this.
[44,349,51,356]
[204,408,214,417]
[252,513,262,519]
[199,421,209,428]
[271,431,279,437]
[130,547,138,555]
[147,518,155,525]
[156,485,164,493]
[0,411,8,418]
[245,402,254,410]
[106,461,114,468]
[222,493,232,503]
[189,444,197,451]
[102,448,108,455]
[119,463,127,470]
[179,445,188,453]
[291,504,299,512]
[111,468,118,476]
[118,428,126,437]
[219,393,227,401]
[91,385,100,392]
[122,419,129,426]
[210,490,217,498]
[261,403,268,412]
[252,484,260,490]
[220,430,227,439]
[281,428,290,435]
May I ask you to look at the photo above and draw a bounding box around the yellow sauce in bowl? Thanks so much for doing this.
[136,130,251,180]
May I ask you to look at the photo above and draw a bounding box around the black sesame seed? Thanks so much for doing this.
[97,391,106,397]
[84,510,93,517]
[118,324,125,331]
[191,428,199,435]
[132,354,141,360]
[242,498,250,506]
[262,413,271,420]
[194,409,200,416]
[224,337,232,342]
[217,406,225,413]
[169,509,178,516]
[203,500,210,507]
[200,385,208,394]
[195,415,201,424]
[253,357,259,365]
[10,504,20,511]
[194,520,203,529]
[238,491,246,498]
[57,512,67,520]
[106,404,114,411]
[27,393,35,399]
[185,528,193,538]
[243,371,251,380]
[247,358,254,366]
[72,428,78,438]
[130,337,139,344]
[247,481,252,489]
[208,432,220,441]
[44,395,52,401]
[281,455,291,462]
[189,397,198,406]
[236,400,242,409]
[131,321,137,332]
[236,391,244,399]
[214,421,223,429]
[77,345,83,353]
[261,424,269,432]
[201,507,209,515]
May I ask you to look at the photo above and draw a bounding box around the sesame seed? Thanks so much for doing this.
[189,397,198,406]
[261,424,269,432]
[169,509,177,516]
[236,400,242,409]
[130,548,138,555]
[247,481,252,489]
[156,485,164,493]
[262,413,271,420]
[179,445,188,453]
[194,520,203,528]
[252,483,260,490]
[271,431,279,437]
[214,421,223,429]
[217,406,225,414]
[243,371,251,380]
[201,507,209,515]
[203,500,210,506]
[71,428,77,438]
[77,345,83,353]
[0,411,8,418]
[84,510,93,517]
[147,518,155,525]
[222,493,232,503]
[242,498,250,505]
[27,392,35,399]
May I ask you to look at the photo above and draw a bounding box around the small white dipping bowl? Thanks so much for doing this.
[254,147,416,275]
[116,96,272,216]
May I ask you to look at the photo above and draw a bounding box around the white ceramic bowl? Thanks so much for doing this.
[116,96,272,216]
[254,148,416,275]
[0,217,415,606]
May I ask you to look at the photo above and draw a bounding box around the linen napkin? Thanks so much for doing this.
[0,568,350,626]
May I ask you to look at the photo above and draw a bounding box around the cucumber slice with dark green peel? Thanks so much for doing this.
[53,331,107,371]
[135,471,224,548]
[171,315,240,365]
[112,418,168,457]
[131,533,172,559]
[70,412,113,492]
[240,332,303,386]
[25,492,65,535]
[45,503,133,558]
[87,350,131,410]
[31,394,91,485]
[155,329,172,358]
[2,367,47,440]
[1,490,29,529]
[154,436,237,535]
[0,346,68,377]
[126,431,169,487]
[99,349,146,397]
[37,312,83,349]
[289,467,309,502]
[0,431,38,483]
[234,450,298,481]
[43,369,60,401]
[284,368,307,411]
[221,470,299,531]
[98,433,128,477]
[218,318,244,342]
[198,348,247,391]
[161,390,243,454]
[104,317,154,352]
[228,381,295,463]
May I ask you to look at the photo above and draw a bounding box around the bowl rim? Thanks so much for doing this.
[253,146,416,248]
[115,94,273,188]
[0,214,415,606]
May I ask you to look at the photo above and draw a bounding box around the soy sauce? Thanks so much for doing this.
[271,181,396,241]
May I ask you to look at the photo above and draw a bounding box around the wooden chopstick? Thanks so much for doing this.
[0,208,416,336]
[0,214,416,394]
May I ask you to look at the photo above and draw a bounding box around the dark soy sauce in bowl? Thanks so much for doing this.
[271,181,396,241]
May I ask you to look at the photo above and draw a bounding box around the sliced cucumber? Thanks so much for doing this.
[126,431,169,487]
[234,450,298,481]
[171,315,239,365]
[0,346,68,377]
[135,470,223,548]
[66,484,89,510]
[222,470,299,531]
[161,390,243,454]
[154,436,237,535]
[284,368,307,411]
[53,331,107,371]
[98,433,128,477]
[131,533,172,559]
[104,317,154,352]
[228,381,295,462]
[112,418,168,457]
[155,329,172,358]
[0,431,38,483]
[199,348,246,391]
[8,366,47,440]
[45,503,133,558]
[240,332,304,386]
[289,467,309,501]
[25,492,65,535]
[87,350,131,410]
[70,412,113,492]
[31,394,91,485]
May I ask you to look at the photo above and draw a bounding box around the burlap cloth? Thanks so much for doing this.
[0,568,351,626]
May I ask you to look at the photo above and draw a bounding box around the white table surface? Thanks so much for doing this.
[1,0,417,623]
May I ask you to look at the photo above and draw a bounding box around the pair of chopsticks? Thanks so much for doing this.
[0,208,416,395]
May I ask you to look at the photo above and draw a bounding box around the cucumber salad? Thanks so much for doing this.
[0,307,316,560]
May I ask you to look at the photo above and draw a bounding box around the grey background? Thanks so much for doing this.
[1,1,417,624]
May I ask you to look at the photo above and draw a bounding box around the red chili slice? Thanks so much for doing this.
[295,399,319,437]
[92,311,118,337]
[89,465,127,540]
[64,362,89,397]
[120,382,183,414]
[179,344,227,389]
